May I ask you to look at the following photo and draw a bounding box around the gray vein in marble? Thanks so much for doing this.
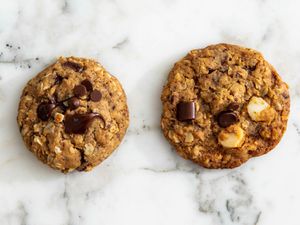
[127,124,154,136]
[61,0,69,13]
[0,56,39,69]
[142,124,151,131]
[63,177,72,225]
[293,123,300,136]
[18,203,28,225]
[4,202,28,225]
[142,167,178,173]
[141,152,202,175]
[262,24,275,43]
[140,164,261,225]
[257,22,279,49]
[216,211,224,224]
[196,172,260,225]
[254,211,262,225]
[113,38,129,50]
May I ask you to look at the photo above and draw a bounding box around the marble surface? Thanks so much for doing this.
[0,0,300,224]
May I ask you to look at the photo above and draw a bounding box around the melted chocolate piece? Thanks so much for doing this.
[54,75,63,85]
[62,102,70,112]
[68,97,80,110]
[37,76,103,123]
[81,79,93,92]
[176,101,196,121]
[62,61,84,72]
[74,84,87,97]
[90,90,102,102]
[37,102,56,121]
[217,110,238,128]
[64,113,102,134]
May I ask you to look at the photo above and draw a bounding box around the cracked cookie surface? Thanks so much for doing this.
[17,57,129,173]
[161,43,290,168]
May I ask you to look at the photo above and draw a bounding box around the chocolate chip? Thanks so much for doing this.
[62,61,84,72]
[90,90,102,102]
[68,97,80,110]
[208,69,215,74]
[217,110,238,128]
[54,75,63,85]
[37,103,56,121]
[176,101,196,121]
[227,103,239,111]
[81,79,93,92]
[246,64,257,72]
[59,102,68,112]
[282,91,289,99]
[64,113,102,134]
[73,85,87,97]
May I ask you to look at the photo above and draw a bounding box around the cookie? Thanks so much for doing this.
[17,57,129,173]
[161,43,290,168]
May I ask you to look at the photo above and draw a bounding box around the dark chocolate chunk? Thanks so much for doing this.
[176,101,196,121]
[227,103,239,111]
[64,113,102,134]
[90,90,102,102]
[62,61,84,72]
[73,85,87,97]
[37,102,56,121]
[58,102,68,112]
[217,110,238,128]
[81,79,93,92]
[68,97,80,110]
[54,75,63,85]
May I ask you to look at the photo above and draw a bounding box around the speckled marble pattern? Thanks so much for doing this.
[0,0,299,224]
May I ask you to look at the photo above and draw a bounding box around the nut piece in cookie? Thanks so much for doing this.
[247,96,275,122]
[218,125,245,148]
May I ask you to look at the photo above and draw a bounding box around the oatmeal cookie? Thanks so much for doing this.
[17,57,129,173]
[161,43,290,168]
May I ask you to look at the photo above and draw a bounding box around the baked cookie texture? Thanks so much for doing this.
[161,43,290,168]
[17,57,129,173]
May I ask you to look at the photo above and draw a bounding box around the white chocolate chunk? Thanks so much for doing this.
[84,143,94,155]
[218,125,245,148]
[247,96,270,121]
[184,132,194,143]
[33,136,43,146]
[54,146,62,154]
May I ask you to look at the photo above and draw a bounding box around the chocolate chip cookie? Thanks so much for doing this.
[161,43,290,168]
[17,57,129,173]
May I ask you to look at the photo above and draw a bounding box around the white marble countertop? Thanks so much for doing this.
[0,0,300,224]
